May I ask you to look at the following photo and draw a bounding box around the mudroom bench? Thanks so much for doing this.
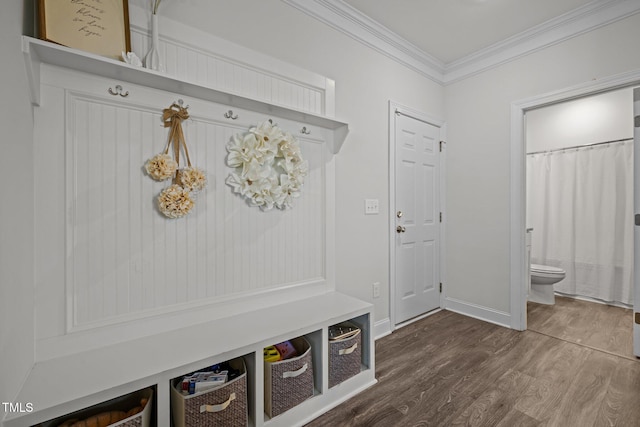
[4,292,375,427]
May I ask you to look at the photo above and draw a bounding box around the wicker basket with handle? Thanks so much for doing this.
[171,357,248,427]
[264,336,314,418]
[329,328,361,388]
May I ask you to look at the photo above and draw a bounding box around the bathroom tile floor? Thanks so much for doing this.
[306,308,640,427]
[527,295,634,360]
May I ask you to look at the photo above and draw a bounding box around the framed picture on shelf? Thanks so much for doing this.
[38,0,131,60]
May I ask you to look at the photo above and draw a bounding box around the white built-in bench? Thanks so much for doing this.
[13,32,374,427]
[4,291,375,427]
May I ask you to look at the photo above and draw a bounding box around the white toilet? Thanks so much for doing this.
[529,263,566,305]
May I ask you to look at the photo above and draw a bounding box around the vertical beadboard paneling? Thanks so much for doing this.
[65,90,326,330]
[101,104,117,321]
[130,26,325,114]
[128,109,143,315]
[115,108,131,317]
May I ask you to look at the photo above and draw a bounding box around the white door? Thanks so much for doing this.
[394,112,441,324]
[634,87,640,357]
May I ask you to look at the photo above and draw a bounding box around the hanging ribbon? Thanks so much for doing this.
[162,103,192,183]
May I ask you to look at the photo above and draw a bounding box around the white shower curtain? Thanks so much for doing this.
[526,139,634,306]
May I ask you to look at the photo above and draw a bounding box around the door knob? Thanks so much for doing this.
[396,225,406,233]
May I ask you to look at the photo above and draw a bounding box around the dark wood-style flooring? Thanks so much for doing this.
[306,307,640,427]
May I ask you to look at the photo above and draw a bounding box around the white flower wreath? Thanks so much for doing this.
[226,120,308,211]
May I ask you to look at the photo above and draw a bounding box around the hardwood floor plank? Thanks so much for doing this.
[528,296,635,359]
[495,408,541,427]
[593,359,640,427]
[449,369,535,427]
[608,305,633,358]
[305,310,640,427]
[545,350,617,426]
[514,340,591,422]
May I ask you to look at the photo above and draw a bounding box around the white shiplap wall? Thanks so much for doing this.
[33,7,337,361]
[128,6,328,116]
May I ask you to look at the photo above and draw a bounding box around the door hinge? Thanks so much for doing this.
[439,212,442,223]
[439,283,442,293]
[439,140,446,152]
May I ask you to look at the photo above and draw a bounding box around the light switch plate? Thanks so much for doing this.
[365,199,379,215]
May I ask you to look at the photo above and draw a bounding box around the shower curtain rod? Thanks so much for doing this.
[527,137,634,156]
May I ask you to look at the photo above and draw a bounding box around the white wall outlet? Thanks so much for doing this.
[365,199,379,215]
[373,282,380,298]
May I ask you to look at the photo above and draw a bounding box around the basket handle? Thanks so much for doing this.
[199,392,236,413]
[339,342,358,355]
[282,363,308,378]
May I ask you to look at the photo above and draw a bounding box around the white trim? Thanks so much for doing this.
[444,297,511,329]
[282,0,640,85]
[129,5,335,106]
[282,0,444,83]
[394,309,443,330]
[439,123,448,309]
[374,318,392,340]
[509,68,640,331]
[388,101,398,331]
[388,101,445,330]
[444,0,640,84]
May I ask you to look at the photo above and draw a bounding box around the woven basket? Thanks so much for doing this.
[329,329,362,388]
[171,358,248,427]
[264,336,314,418]
[45,388,153,427]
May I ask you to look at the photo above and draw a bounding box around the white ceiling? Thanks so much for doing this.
[130,0,640,83]
[342,0,597,64]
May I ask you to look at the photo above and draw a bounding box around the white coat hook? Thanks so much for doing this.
[108,85,129,97]
[224,110,238,120]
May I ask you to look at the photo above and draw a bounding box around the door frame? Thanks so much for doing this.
[509,69,640,331]
[389,100,447,331]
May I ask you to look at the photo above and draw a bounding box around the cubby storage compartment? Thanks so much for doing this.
[328,322,362,388]
[37,387,154,427]
[171,357,248,427]
[264,336,315,418]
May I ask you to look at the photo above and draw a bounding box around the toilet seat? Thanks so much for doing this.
[531,263,565,279]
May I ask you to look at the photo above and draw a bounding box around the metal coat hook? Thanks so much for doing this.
[176,99,189,109]
[300,126,311,135]
[108,85,129,97]
[224,110,238,120]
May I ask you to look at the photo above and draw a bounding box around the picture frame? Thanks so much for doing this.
[38,0,131,60]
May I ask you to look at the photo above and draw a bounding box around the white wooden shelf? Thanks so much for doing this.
[4,292,375,427]
[21,36,349,153]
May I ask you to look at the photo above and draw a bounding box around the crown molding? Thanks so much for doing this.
[281,0,445,83]
[444,0,640,84]
[282,0,640,86]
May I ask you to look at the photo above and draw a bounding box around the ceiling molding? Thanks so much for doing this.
[281,0,445,83]
[282,0,640,86]
[444,0,640,84]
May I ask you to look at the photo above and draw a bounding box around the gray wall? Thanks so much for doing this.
[445,13,640,314]
[0,0,35,407]
[526,88,634,153]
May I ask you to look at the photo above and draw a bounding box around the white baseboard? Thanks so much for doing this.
[374,318,392,340]
[375,299,513,341]
[444,297,511,328]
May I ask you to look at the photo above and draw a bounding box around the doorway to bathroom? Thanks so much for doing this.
[523,88,635,359]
